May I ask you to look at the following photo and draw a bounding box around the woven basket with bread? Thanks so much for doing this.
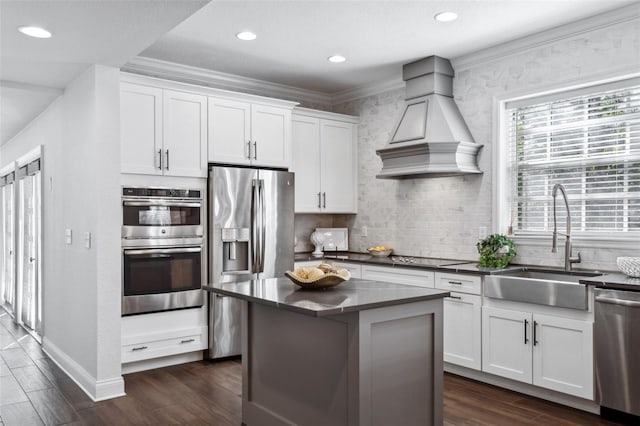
[285,263,351,289]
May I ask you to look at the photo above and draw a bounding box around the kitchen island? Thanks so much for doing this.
[205,277,449,426]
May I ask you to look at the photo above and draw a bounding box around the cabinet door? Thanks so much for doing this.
[362,265,434,287]
[208,98,252,165]
[482,306,532,383]
[292,115,321,212]
[251,104,291,168]
[443,293,482,370]
[163,90,207,178]
[532,313,593,399]
[120,83,163,175]
[319,120,356,213]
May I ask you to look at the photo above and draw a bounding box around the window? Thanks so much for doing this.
[503,78,640,239]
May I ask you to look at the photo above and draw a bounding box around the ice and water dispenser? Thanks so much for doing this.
[221,228,250,273]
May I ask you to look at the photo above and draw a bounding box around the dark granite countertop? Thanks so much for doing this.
[294,252,522,275]
[579,273,640,291]
[204,277,449,317]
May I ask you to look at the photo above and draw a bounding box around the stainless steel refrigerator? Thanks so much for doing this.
[207,165,294,359]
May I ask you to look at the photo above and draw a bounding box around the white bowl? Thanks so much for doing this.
[617,257,640,278]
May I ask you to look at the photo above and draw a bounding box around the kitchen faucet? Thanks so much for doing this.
[551,183,581,271]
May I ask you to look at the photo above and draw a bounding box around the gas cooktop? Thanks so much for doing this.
[390,256,468,267]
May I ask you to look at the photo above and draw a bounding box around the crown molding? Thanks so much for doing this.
[452,3,640,71]
[123,56,333,106]
[330,75,405,105]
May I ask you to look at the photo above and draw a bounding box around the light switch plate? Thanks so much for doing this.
[84,232,91,249]
[65,229,72,245]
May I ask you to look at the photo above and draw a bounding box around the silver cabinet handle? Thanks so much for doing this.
[317,192,321,209]
[247,141,251,159]
[180,339,195,344]
[29,257,36,263]
[132,346,148,351]
[253,141,257,160]
[322,192,326,208]
[157,149,163,170]
[165,149,169,170]
[448,281,463,285]
[595,296,640,308]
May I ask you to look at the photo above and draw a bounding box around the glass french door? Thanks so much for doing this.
[1,180,15,313]
[18,171,42,335]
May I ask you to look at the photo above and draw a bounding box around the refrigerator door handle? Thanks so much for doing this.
[251,179,258,273]
[259,179,266,273]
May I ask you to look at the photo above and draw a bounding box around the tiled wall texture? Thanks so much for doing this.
[296,16,639,271]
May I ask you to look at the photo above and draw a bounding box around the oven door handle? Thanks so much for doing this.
[124,247,202,256]
[595,295,640,308]
[122,201,202,208]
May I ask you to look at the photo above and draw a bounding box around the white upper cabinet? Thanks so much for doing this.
[120,83,163,176]
[162,90,207,178]
[208,98,293,169]
[120,80,207,178]
[208,98,252,165]
[292,108,358,214]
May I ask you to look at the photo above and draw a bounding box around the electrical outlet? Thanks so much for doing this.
[84,232,91,249]
[478,226,487,240]
[65,229,72,245]
[362,226,368,237]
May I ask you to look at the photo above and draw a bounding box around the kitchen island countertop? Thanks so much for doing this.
[204,277,449,317]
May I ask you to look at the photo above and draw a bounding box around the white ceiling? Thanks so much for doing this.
[1,0,636,147]
[140,0,635,94]
[0,0,209,145]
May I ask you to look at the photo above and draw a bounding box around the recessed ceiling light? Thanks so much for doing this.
[18,25,52,38]
[434,12,458,22]
[328,55,346,63]
[236,31,257,41]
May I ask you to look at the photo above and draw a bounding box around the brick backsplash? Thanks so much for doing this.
[295,17,639,271]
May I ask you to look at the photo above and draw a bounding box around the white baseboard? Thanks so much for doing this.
[444,363,600,414]
[122,350,203,374]
[42,337,125,402]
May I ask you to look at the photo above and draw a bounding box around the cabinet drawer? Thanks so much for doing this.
[435,272,481,295]
[331,262,362,279]
[122,331,204,364]
[362,265,434,288]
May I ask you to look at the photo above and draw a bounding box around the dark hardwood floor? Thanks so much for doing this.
[0,310,625,425]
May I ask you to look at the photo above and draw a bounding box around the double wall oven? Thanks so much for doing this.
[121,187,204,316]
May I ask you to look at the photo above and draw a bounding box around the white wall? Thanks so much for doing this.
[0,65,123,400]
[328,14,640,271]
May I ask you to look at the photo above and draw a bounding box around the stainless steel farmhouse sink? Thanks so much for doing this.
[484,270,602,310]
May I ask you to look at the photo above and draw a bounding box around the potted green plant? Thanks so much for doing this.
[476,234,517,269]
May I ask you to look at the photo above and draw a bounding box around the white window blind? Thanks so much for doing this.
[505,78,640,236]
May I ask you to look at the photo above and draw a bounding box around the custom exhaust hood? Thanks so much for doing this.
[376,56,483,179]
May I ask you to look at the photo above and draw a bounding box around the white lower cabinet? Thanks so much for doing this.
[435,272,482,370]
[361,265,434,287]
[482,306,593,399]
[442,293,482,370]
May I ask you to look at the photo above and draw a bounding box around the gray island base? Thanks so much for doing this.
[205,277,449,426]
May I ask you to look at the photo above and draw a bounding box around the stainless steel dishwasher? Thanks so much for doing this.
[594,287,640,418]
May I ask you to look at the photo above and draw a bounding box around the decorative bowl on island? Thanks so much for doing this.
[617,257,640,278]
[367,246,393,257]
[285,263,351,289]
